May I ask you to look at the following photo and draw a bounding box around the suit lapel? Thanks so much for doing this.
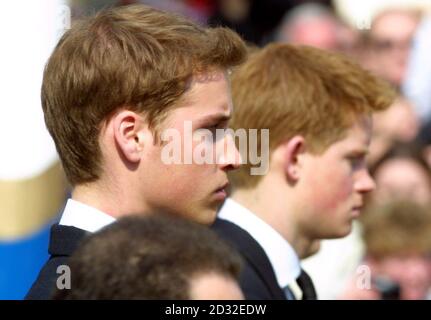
[48,224,90,257]
[213,218,286,299]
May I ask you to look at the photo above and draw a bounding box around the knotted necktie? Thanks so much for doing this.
[283,269,317,300]
[296,269,317,300]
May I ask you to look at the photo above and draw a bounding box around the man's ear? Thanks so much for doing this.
[112,110,147,163]
[283,135,306,181]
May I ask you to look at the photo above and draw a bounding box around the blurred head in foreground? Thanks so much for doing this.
[52,215,244,299]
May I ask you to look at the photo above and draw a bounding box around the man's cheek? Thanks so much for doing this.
[311,173,353,213]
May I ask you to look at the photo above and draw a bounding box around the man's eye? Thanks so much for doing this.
[207,122,228,131]
[348,156,365,168]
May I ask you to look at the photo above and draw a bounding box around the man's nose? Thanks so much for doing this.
[355,169,376,193]
[218,132,242,171]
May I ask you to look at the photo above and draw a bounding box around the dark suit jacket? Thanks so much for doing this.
[25,224,89,300]
[212,218,287,300]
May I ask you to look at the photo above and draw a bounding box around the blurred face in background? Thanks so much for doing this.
[367,10,420,87]
[276,3,358,52]
[367,97,420,166]
[373,157,431,205]
[281,17,339,50]
[373,97,419,143]
[372,255,431,300]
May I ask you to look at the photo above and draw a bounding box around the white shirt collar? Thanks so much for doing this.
[59,199,116,232]
[218,198,301,288]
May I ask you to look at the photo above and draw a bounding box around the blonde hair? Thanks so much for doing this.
[362,201,431,259]
[42,4,246,185]
[230,43,395,188]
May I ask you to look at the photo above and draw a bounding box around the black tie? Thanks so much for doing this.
[296,269,317,300]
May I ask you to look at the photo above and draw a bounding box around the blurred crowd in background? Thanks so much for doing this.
[2,0,431,299]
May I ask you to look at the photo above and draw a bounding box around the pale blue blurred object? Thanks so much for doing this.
[403,16,431,124]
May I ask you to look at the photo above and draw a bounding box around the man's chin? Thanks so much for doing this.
[199,214,217,226]
[189,208,217,226]
[335,225,353,238]
[322,225,353,239]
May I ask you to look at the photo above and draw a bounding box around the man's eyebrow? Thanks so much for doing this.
[196,113,231,125]
[347,149,369,156]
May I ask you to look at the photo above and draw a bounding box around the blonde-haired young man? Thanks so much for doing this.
[212,43,395,300]
[26,4,246,299]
